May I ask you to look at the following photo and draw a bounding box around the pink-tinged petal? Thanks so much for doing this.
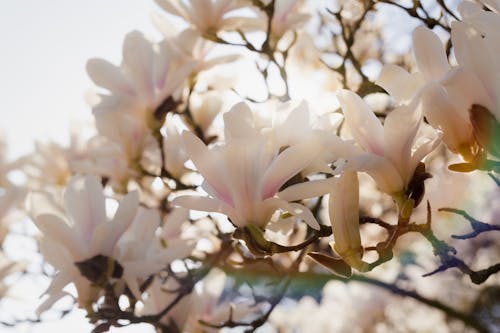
[223,102,258,140]
[182,131,232,204]
[260,142,319,199]
[420,81,473,152]
[383,101,421,181]
[64,175,107,245]
[413,26,450,80]
[122,31,155,102]
[86,58,132,94]
[349,153,404,194]
[91,191,139,257]
[35,214,86,260]
[376,64,423,102]
[278,177,336,202]
[202,180,234,207]
[336,90,384,155]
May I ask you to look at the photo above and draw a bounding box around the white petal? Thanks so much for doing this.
[122,31,155,102]
[223,102,258,140]
[413,26,450,80]
[278,177,336,201]
[336,90,384,155]
[35,214,86,260]
[64,175,107,245]
[383,102,421,183]
[86,58,132,94]
[91,191,139,256]
[260,142,319,199]
[420,81,472,152]
[172,195,234,218]
[376,64,423,102]
[182,131,232,205]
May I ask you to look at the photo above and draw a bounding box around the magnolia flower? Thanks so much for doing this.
[114,207,193,300]
[173,131,320,229]
[336,90,441,197]
[329,171,368,271]
[154,0,262,36]
[451,1,500,121]
[173,102,335,230]
[224,101,345,175]
[33,175,139,313]
[377,25,488,161]
[87,31,195,129]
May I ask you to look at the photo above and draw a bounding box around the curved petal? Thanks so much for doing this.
[91,191,139,256]
[278,177,336,201]
[383,101,421,182]
[181,131,232,205]
[35,214,86,260]
[172,195,234,218]
[86,58,132,94]
[64,175,107,245]
[122,31,154,102]
[336,90,384,155]
[260,141,319,199]
[376,64,423,102]
[223,102,258,140]
[413,26,450,80]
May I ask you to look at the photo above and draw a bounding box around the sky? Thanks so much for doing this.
[0,0,163,159]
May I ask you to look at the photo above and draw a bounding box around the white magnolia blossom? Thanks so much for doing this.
[336,89,441,196]
[173,102,339,229]
[33,175,139,313]
[451,0,500,121]
[113,207,192,299]
[87,31,195,129]
[224,101,346,175]
[155,0,262,36]
[376,16,499,161]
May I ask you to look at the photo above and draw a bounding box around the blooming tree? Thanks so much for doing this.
[1,0,500,332]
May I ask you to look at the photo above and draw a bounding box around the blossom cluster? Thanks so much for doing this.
[0,0,499,332]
